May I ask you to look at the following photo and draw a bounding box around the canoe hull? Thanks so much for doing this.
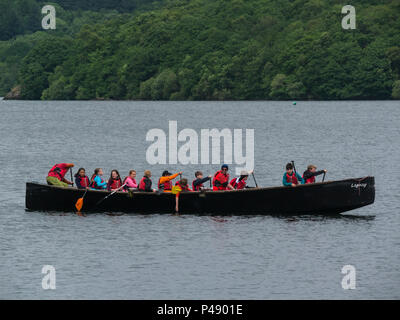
[25,177,375,215]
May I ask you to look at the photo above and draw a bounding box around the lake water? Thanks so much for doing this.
[0,100,399,299]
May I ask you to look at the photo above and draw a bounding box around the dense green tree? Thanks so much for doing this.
[386,47,400,78]
[0,0,41,40]
[2,0,400,99]
[19,37,72,99]
[49,0,163,12]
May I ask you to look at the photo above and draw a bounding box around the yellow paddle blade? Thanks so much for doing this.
[171,186,182,195]
[75,198,83,212]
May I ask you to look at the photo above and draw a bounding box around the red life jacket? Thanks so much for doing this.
[175,181,191,191]
[109,178,122,190]
[139,176,151,191]
[76,176,90,188]
[48,164,66,181]
[192,179,203,191]
[158,178,172,190]
[230,178,246,190]
[303,175,315,184]
[286,172,299,185]
[213,170,229,191]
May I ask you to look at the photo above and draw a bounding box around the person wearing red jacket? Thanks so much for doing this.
[212,164,234,191]
[139,170,156,192]
[228,170,253,190]
[47,163,74,187]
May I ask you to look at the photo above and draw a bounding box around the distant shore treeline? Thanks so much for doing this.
[1,0,400,100]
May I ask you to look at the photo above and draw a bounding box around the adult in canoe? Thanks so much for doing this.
[46,163,74,187]
[213,164,234,191]
[158,170,182,192]
[282,163,304,187]
[303,165,327,184]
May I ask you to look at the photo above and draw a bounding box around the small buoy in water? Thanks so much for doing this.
[292,102,297,105]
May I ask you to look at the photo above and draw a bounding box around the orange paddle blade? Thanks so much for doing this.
[75,198,84,212]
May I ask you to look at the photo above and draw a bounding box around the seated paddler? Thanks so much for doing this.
[192,171,212,191]
[212,164,234,191]
[107,170,124,192]
[46,163,74,187]
[74,167,90,189]
[282,163,304,187]
[123,170,138,190]
[158,170,183,192]
[139,170,156,192]
[228,170,253,190]
[90,168,107,190]
[302,165,327,184]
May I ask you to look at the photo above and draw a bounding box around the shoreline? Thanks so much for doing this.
[1,98,399,102]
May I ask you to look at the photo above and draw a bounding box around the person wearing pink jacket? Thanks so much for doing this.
[123,170,138,190]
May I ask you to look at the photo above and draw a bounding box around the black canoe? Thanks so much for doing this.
[25,177,375,215]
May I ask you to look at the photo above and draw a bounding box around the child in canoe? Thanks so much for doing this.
[139,170,156,192]
[229,170,253,190]
[74,168,90,189]
[282,163,304,187]
[90,168,107,190]
[107,170,124,191]
[192,171,212,191]
[158,170,183,192]
[174,178,192,192]
[123,170,138,190]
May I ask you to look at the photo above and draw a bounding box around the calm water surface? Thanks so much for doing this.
[0,100,399,299]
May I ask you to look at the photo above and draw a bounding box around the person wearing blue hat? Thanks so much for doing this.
[212,164,234,191]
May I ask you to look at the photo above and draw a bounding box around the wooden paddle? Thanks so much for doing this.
[95,183,127,207]
[70,168,74,187]
[251,170,258,187]
[322,171,326,182]
[291,160,297,175]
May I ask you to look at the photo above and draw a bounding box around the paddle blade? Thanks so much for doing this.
[171,186,181,195]
[75,198,84,212]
